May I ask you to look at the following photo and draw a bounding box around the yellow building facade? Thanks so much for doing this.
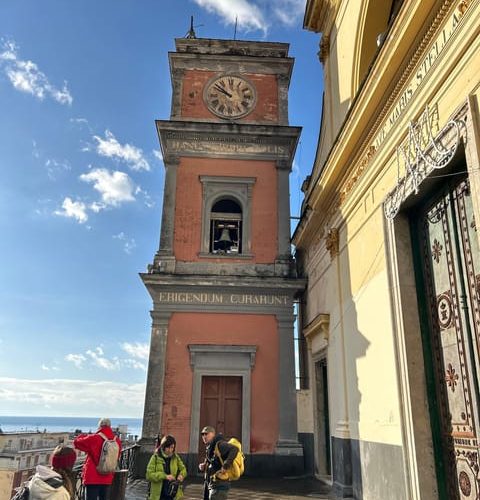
[295,0,480,498]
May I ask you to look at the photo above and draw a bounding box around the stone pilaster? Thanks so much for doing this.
[275,313,303,454]
[466,96,480,250]
[277,73,290,125]
[141,311,171,439]
[276,160,292,277]
[154,156,179,272]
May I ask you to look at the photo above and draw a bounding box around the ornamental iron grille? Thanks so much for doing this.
[384,105,464,219]
[413,177,480,499]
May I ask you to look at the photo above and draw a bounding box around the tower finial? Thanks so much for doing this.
[185,15,196,39]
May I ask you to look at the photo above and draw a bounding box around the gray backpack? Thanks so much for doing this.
[96,432,119,474]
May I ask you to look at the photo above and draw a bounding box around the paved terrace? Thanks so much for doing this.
[126,476,332,499]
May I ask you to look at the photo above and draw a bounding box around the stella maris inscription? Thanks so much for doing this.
[374,5,462,151]
[157,291,289,306]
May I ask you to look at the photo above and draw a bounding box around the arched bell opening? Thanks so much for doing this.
[210,198,243,254]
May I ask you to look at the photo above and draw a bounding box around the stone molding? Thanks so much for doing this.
[187,343,256,454]
[303,313,330,346]
[156,120,300,167]
[325,228,339,259]
[303,0,340,35]
[199,175,256,256]
[341,0,467,197]
[188,344,257,369]
[318,35,330,65]
[174,38,290,58]
[296,0,471,247]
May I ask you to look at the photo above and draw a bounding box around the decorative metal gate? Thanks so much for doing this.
[413,176,480,499]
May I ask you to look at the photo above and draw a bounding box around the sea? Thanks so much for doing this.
[0,416,143,437]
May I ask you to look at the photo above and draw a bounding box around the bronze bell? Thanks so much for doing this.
[218,228,232,243]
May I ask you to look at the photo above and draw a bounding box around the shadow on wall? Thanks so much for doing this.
[331,212,368,499]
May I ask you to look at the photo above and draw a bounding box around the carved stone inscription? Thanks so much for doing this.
[158,291,289,307]
[166,138,289,157]
[373,7,462,150]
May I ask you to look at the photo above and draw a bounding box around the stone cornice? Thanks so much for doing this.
[156,120,301,167]
[141,272,306,292]
[169,52,294,78]
[174,38,290,58]
[140,276,306,315]
[303,313,330,340]
[303,0,341,36]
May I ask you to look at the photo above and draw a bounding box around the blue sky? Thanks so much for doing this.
[0,0,322,418]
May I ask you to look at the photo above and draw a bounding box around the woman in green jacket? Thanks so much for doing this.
[146,435,187,500]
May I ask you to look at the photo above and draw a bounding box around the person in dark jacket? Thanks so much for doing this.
[199,426,238,500]
[73,418,122,500]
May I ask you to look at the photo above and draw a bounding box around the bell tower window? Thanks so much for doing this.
[199,176,255,258]
[210,199,242,254]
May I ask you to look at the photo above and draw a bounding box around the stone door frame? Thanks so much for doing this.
[188,344,257,454]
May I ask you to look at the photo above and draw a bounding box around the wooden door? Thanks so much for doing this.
[412,177,480,499]
[198,376,242,458]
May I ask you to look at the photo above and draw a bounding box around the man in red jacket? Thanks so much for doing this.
[74,417,122,500]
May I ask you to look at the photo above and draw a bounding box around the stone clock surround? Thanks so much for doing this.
[203,74,257,119]
[169,38,293,126]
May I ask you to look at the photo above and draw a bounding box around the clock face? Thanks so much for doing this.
[205,75,256,119]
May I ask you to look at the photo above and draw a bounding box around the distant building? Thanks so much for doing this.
[0,431,70,498]
[297,0,480,498]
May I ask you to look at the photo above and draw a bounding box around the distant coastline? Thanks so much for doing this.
[0,415,143,437]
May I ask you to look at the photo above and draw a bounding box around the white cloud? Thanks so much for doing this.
[121,342,149,360]
[67,345,147,372]
[113,232,137,255]
[272,0,306,26]
[86,347,121,371]
[123,359,147,371]
[192,0,306,33]
[153,149,163,162]
[41,364,60,372]
[193,0,267,33]
[65,353,87,368]
[0,39,72,105]
[45,158,71,180]
[136,187,156,209]
[93,130,150,171]
[80,168,136,206]
[89,201,106,213]
[32,140,40,159]
[54,197,88,224]
[0,377,146,418]
[70,117,89,125]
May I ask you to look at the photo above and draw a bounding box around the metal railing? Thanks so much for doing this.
[73,444,140,500]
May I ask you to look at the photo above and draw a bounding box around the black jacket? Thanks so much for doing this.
[205,434,238,476]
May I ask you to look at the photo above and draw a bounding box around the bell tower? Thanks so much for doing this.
[141,37,305,475]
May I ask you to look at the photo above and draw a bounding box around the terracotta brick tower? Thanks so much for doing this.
[140,37,305,475]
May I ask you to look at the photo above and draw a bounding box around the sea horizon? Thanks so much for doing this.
[0,415,143,437]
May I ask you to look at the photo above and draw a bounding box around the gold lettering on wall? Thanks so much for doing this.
[373,8,461,151]
[157,292,289,306]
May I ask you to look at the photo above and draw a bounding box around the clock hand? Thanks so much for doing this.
[214,84,232,98]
